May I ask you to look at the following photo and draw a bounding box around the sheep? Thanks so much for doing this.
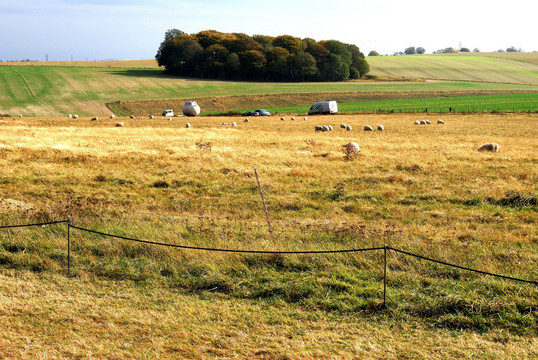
[169,117,173,121]
[219,122,230,125]
[425,120,432,124]
[291,117,295,121]
[130,115,135,119]
[19,114,23,118]
[340,124,347,129]
[346,125,352,131]
[110,114,115,119]
[437,119,445,124]
[280,117,285,121]
[315,125,323,131]
[477,143,500,152]
[149,115,155,119]
[377,125,384,131]
[73,114,79,119]
[68,114,72,118]
[232,122,237,127]
[328,125,334,131]
[185,122,191,128]
[414,120,420,125]
[303,116,308,121]
[91,117,98,121]
[321,125,330,132]
[364,125,373,131]
[342,142,360,159]
[115,122,124,127]
[420,120,427,125]
[244,118,249,122]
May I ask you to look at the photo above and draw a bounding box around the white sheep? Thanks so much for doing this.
[149,115,155,119]
[477,143,500,152]
[291,117,295,121]
[244,118,249,122]
[315,125,323,131]
[425,120,432,124]
[115,122,124,127]
[377,125,384,131]
[322,125,329,132]
[364,125,373,131]
[110,114,115,119]
[303,116,308,121]
[73,114,79,119]
[169,117,173,121]
[68,114,72,118]
[437,119,445,124]
[340,124,347,129]
[91,117,98,121]
[342,142,360,159]
[328,125,334,131]
[280,117,285,121]
[420,120,427,125]
[346,125,352,131]
[414,120,420,125]
[232,122,237,127]
[185,122,191,128]
[19,114,23,118]
[130,115,135,119]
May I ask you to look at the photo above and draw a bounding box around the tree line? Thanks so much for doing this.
[156,29,369,81]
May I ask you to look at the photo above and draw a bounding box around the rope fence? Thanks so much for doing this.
[1,219,536,308]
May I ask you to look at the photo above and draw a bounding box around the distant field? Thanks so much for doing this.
[0,52,537,116]
[368,53,538,85]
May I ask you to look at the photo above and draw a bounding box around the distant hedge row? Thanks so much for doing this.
[156,29,369,82]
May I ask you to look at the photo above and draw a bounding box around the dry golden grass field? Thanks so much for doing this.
[0,113,537,359]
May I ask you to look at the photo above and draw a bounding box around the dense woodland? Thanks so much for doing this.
[156,29,369,81]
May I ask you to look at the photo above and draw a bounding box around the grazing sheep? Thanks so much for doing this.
[244,118,249,122]
[437,119,445,124]
[420,120,427,125]
[115,122,124,127]
[73,114,79,119]
[91,117,98,121]
[377,125,384,131]
[328,125,334,131]
[149,115,155,119]
[303,116,308,121]
[340,124,347,129]
[346,125,352,131]
[232,122,237,127]
[110,114,115,119]
[342,142,360,159]
[280,117,285,121]
[321,125,330,132]
[68,114,72,118]
[414,120,420,125]
[425,120,432,124]
[130,115,135,119]
[315,125,323,131]
[185,122,191,128]
[364,125,373,131]
[19,114,23,118]
[291,117,295,121]
[478,143,500,152]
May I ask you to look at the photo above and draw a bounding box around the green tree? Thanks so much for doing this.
[225,52,241,78]
[266,47,291,80]
[272,35,306,54]
[293,52,319,81]
[323,40,352,66]
[239,50,267,78]
[321,53,349,81]
[368,50,380,56]
[404,46,416,55]
[416,47,426,54]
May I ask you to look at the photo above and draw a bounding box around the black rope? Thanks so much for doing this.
[69,224,384,255]
[0,220,69,229]
[389,247,537,285]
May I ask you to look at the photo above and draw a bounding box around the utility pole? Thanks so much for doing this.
[46,53,48,62]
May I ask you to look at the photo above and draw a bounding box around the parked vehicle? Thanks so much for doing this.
[242,109,271,116]
[308,101,338,115]
[162,109,174,117]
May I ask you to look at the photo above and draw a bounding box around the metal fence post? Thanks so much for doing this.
[383,245,388,308]
[67,219,71,276]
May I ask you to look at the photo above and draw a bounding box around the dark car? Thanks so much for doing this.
[242,109,271,116]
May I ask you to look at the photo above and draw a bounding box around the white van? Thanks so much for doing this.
[308,101,338,115]
[162,109,174,117]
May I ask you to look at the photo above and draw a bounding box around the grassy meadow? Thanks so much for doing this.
[1,113,537,358]
[1,52,538,117]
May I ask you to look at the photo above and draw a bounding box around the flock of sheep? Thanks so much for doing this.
[60,113,500,153]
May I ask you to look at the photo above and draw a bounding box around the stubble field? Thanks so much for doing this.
[0,113,537,359]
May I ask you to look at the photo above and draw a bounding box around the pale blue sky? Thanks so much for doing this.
[1,0,536,61]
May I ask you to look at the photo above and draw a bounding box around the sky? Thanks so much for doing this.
[1,0,536,61]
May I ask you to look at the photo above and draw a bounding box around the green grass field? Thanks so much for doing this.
[1,52,537,117]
